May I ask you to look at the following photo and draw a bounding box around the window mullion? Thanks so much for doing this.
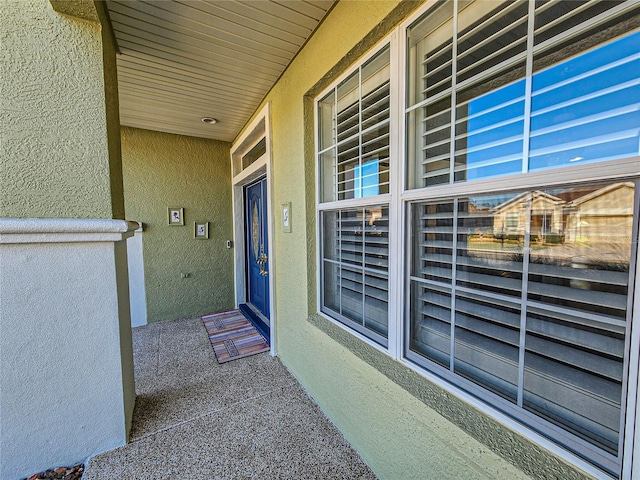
[358,67,363,199]
[449,197,459,371]
[517,192,532,408]
[620,179,640,471]
[516,3,536,407]
[338,210,343,316]
[449,0,459,186]
[389,30,402,360]
[333,89,338,199]
[361,207,366,327]
[521,0,535,175]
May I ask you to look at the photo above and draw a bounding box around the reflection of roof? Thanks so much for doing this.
[552,187,600,203]
[490,182,634,213]
[492,190,564,213]
[568,182,634,206]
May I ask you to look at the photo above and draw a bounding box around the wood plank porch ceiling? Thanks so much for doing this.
[105,0,335,142]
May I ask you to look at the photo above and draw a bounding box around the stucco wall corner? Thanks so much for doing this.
[121,127,235,322]
[1,0,120,220]
[49,0,99,23]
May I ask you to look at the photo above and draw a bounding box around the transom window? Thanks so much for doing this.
[315,1,639,477]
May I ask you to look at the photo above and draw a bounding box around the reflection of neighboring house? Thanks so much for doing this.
[492,191,565,237]
[490,183,635,246]
[565,182,635,245]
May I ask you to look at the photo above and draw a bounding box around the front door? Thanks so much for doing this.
[245,177,270,331]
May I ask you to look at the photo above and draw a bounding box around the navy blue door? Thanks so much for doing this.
[245,177,270,323]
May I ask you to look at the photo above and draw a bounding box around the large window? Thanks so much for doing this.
[408,180,635,464]
[406,0,640,188]
[404,1,639,475]
[317,46,391,345]
[405,0,640,474]
[316,1,639,477]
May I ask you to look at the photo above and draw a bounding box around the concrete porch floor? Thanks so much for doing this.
[83,316,376,479]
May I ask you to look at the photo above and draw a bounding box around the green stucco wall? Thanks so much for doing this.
[242,1,592,479]
[0,0,123,219]
[121,127,234,323]
[98,2,126,221]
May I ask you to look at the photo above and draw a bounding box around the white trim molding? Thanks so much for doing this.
[230,102,277,356]
[0,218,138,244]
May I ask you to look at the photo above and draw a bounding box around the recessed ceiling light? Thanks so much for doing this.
[201,117,218,124]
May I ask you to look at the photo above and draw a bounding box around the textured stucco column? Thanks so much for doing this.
[0,1,135,478]
[0,219,137,480]
[127,222,147,327]
[0,0,124,219]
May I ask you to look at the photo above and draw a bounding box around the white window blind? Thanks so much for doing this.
[317,43,392,345]
[406,0,640,189]
[322,206,390,345]
[408,180,636,471]
[318,46,391,202]
[529,30,640,171]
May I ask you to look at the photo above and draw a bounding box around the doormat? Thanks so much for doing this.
[202,310,269,363]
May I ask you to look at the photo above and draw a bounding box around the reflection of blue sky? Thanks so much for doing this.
[461,30,639,180]
[355,161,379,198]
[463,80,525,180]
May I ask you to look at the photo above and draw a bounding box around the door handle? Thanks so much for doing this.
[257,246,268,276]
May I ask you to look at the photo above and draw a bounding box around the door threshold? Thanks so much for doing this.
[239,303,270,343]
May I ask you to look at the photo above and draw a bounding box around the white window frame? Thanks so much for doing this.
[397,2,640,478]
[315,31,401,355]
[231,103,277,357]
[314,1,640,478]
